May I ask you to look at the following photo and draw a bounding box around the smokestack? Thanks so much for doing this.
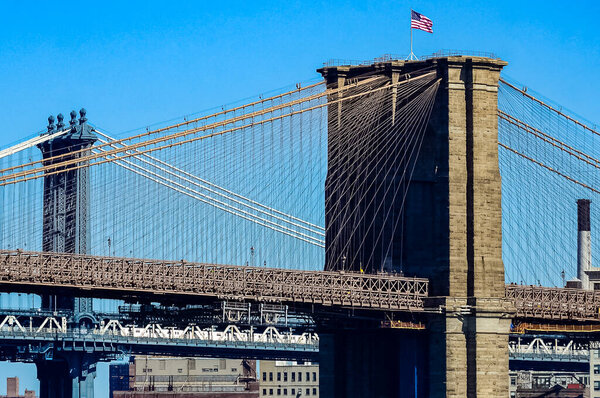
[577,199,592,289]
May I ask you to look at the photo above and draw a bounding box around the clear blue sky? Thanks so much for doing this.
[1,0,599,149]
[0,0,599,395]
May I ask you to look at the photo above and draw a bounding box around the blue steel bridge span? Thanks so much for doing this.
[0,310,319,363]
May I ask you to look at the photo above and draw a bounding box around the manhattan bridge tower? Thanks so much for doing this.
[36,109,98,398]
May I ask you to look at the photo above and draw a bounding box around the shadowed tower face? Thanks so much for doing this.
[319,57,512,397]
[38,109,97,312]
[320,63,442,275]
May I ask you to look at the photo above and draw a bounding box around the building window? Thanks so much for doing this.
[277,372,281,381]
[292,372,296,382]
[277,388,281,395]
[231,368,237,372]
[306,372,310,382]
[263,372,267,381]
[510,377,516,386]
[284,372,288,382]
[291,389,295,395]
[284,388,288,395]
[177,369,183,373]
[313,388,317,395]
[269,389,273,395]
[263,389,267,396]
[595,365,600,375]
[306,388,310,396]
[298,372,302,382]
[312,372,316,382]
[595,381,600,391]
[269,372,273,381]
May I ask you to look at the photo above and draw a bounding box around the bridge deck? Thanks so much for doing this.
[0,313,319,362]
[0,250,428,311]
[506,284,600,321]
[2,251,600,321]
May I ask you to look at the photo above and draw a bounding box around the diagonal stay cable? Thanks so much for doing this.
[327,80,440,269]
[499,111,600,169]
[0,78,381,176]
[0,75,434,186]
[498,143,600,195]
[499,79,600,138]
[95,133,325,236]
[346,80,440,270]
[92,147,324,247]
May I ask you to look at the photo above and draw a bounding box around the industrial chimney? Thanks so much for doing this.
[577,199,592,289]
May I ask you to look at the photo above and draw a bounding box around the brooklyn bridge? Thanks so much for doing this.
[1,53,599,397]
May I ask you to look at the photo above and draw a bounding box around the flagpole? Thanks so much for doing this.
[410,25,413,60]
[409,9,415,60]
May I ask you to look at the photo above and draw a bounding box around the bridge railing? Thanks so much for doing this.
[419,50,500,60]
[10,250,600,320]
[506,284,600,321]
[0,250,428,311]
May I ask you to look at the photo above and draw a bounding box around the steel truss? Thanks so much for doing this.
[509,335,589,362]
[506,284,600,321]
[7,251,600,321]
[0,313,318,362]
[0,250,428,311]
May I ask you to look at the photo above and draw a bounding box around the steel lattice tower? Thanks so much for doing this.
[38,110,96,313]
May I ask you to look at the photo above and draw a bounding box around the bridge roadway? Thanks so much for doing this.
[0,311,318,362]
[0,309,591,366]
[1,250,600,321]
[0,250,428,311]
[509,334,590,364]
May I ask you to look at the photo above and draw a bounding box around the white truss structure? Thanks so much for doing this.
[0,314,319,349]
[509,336,589,360]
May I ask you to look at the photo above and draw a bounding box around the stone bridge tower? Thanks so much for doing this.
[318,56,513,397]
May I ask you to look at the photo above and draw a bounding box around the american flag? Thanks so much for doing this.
[411,10,433,33]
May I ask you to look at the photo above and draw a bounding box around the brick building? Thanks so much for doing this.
[0,378,36,398]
